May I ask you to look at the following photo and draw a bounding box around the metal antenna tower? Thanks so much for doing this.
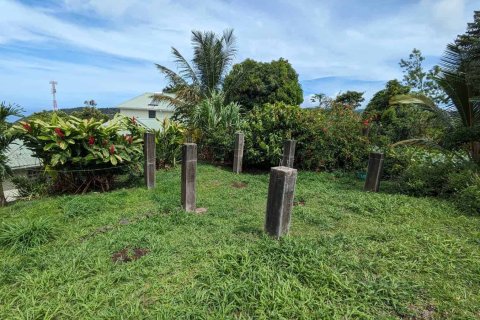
[49,80,58,111]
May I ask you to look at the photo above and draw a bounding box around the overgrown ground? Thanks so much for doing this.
[0,164,479,319]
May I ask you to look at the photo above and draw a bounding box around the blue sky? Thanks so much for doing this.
[0,0,477,113]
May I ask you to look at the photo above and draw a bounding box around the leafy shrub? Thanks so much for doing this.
[296,106,370,171]
[243,102,369,170]
[243,102,300,168]
[11,174,50,198]
[191,92,242,162]
[0,218,57,251]
[63,197,103,218]
[15,114,144,193]
[455,184,480,215]
[156,118,186,168]
[386,147,473,196]
[386,146,480,214]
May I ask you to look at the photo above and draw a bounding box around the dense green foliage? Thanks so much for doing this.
[296,106,370,171]
[0,102,23,206]
[334,90,365,109]
[14,114,144,193]
[224,58,303,110]
[364,80,441,145]
[384,146,480,214]
[0,165,479,318]
[155,119,186,168]
[191,91,242,161]
[243,102,369,170]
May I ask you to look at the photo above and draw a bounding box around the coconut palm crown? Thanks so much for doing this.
[153,29,237,120]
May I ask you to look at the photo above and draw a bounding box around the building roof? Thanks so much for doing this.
[6,140,41,170]
[136,118,163,131]
[115,92,176,112]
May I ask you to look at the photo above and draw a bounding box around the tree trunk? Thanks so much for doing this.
[0,179,7,207]
[472,141,480,164]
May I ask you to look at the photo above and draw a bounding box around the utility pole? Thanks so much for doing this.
[49,80,58,111]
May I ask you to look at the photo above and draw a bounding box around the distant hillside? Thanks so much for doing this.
[60,107,119,119]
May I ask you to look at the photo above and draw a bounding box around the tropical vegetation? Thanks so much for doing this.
[14,114,144,193]
[0,102,22,206]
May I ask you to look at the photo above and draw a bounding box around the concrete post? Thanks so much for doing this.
[265,166,298,238]
[281,140,296,168]
[143,132,156,189]
[181,143,197,212]
[364,152,384,192]
[233,132,244,174]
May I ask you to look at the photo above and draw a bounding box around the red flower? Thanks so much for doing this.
[54,127,65,138]
[109,144,115,155]
[124,134,133,144]
[131,116,137,125]
[88,136,95,145]
[22,123,32,132]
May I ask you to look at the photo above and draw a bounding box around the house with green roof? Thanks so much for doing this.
[116,92,175,131]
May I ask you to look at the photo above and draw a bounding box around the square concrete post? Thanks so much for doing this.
[181,143,197,212]
[233,132,244,174]
[265,166,298,238]
[364,152,384,192]
[281,140,296,168]
[143,132,156,189]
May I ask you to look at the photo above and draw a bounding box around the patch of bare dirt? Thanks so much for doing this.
[111,247,149,263]
[232,181,248,189]
[195,207,208,214]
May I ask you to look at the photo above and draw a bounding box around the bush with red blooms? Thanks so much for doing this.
[14,114,144,193]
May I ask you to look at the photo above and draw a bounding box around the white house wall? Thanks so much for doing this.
[119,108,174,121]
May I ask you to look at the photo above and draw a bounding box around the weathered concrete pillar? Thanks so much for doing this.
[265,166,298,238]
[233,132,244,174]
[364,152,384,192]
[143,132,156,189]
[281,140,296,168]
[181,143,197,212]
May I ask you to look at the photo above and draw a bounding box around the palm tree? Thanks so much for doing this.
[0,102,23,206]
[153,29,237,120]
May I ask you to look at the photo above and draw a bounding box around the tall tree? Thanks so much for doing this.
[310,93,333,108]
[224,58,303,110]
[399,48,448,105]
[0,102,23,206]
[154,29,237,120]
[334,91,365,109]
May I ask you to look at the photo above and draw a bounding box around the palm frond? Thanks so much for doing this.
[391,138,444,150]
[171,47,199,86]
[389,94,436,108]
[0,102,23,123]
[155,64,187,88]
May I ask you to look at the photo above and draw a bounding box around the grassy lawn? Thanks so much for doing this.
[0,164,479,319]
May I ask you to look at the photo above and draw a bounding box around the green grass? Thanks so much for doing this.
[0,164,479,319]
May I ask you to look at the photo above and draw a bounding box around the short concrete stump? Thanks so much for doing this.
[233,132,244,174]
[364,152,384,192]
[181,143,197,212]
[144,132,156,189]
[281,140,296,168]
[265,166,298,238]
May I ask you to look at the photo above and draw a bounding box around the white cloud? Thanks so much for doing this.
[0,0,477,111]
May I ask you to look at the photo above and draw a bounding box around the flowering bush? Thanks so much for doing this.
[15,113,144,193]
[296,105,370,171]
